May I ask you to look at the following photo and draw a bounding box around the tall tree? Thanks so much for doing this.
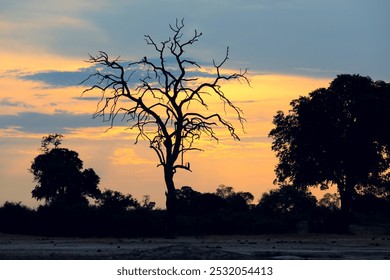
[269,74,390,216]
[30,134,101,205]
[83,19,249,232]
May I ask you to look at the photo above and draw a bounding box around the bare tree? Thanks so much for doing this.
[83,19,249,234]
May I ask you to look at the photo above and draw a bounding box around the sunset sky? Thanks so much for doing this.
[0,0,389,208]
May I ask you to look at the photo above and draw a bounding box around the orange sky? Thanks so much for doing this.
[0,58,331,207]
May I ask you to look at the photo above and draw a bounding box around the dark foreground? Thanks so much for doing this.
[1,226,390,259]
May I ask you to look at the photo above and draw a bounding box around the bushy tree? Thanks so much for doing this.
[258,185,317,217]
[215,184,254,211]
[269,74,390,215]
[30,134,101,205]
[97,189,139,212]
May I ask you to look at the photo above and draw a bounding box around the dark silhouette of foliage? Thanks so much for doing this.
[34,202,97,236]
[0,202,35,234]
[176,186,201,214]
[215,185,235,198]
[215,184,254,211]
[318,193,341,211]
[97,188,140,212]
[175,185,254,215]
[269,74,390,216]
[258,185,318,218]
[82,19,249,234]
[192,193,228,214]
[353,194,390,218]
[173,185,259,234]
[3,184,390,236]
[256,186,331,233]
[41,133,63,152]
[30,134,101,206]
[140,195,157,211]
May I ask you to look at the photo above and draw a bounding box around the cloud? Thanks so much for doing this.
[110,147,155,166]
[0,98,33,108]
[0,111,105,134]
[72,96,102,101]
[19,57,217,88]
[21,69,95,88]
[0,0,107,56]
[293,67,345,77]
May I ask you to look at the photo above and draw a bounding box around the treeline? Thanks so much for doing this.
[2,184,390,237]
[2,74,390,237]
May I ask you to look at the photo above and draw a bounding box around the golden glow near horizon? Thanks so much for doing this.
[0,54,331,207]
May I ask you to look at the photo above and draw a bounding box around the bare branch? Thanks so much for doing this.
[82,19,249,195]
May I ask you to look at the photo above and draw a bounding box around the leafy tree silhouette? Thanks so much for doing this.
[258,185,317,217]
[176,186,201,214]
[82,19,249,235]
[30,134,101,206]
[97,189,140,212]
[269,74,390,218]
[215,184,254,211]
[140,195,157,211]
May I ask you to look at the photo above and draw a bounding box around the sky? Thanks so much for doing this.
[0,0,389,208]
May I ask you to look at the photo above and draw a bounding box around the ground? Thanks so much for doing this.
[1,225,390,259]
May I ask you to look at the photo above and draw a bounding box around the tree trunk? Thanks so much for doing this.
[338,177,355,225]
[164,166,177,238]
[340,190,352,215]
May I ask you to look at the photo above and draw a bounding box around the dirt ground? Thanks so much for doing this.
[1,226,390,259]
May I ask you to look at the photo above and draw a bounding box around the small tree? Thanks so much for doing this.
[83,19,249,233]
[30,134,101,206]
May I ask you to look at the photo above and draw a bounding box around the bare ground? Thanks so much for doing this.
[1,226,390,259]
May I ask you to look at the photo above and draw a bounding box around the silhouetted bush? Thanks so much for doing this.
[257,185,318,223]
[0,202,35,234]
[34,201,98,236]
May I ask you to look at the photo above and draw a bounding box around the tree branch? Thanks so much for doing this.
[82,19,249,179]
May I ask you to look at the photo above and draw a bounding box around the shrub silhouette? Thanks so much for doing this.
[0,202,35,234]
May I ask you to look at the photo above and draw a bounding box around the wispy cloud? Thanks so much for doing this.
[0,111,103,134]
[293,67,344,77]
[110,147,155,166]
[21,69,95,88]
[19,57,217,89]
[0,98,33,108]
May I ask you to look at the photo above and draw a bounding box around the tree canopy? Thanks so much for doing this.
[258,185,317,217]
[97,189,140,212]
[30,134,101,205]
[269,74,390,214]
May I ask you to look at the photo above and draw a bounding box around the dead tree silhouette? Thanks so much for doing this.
[83,19,249,236]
